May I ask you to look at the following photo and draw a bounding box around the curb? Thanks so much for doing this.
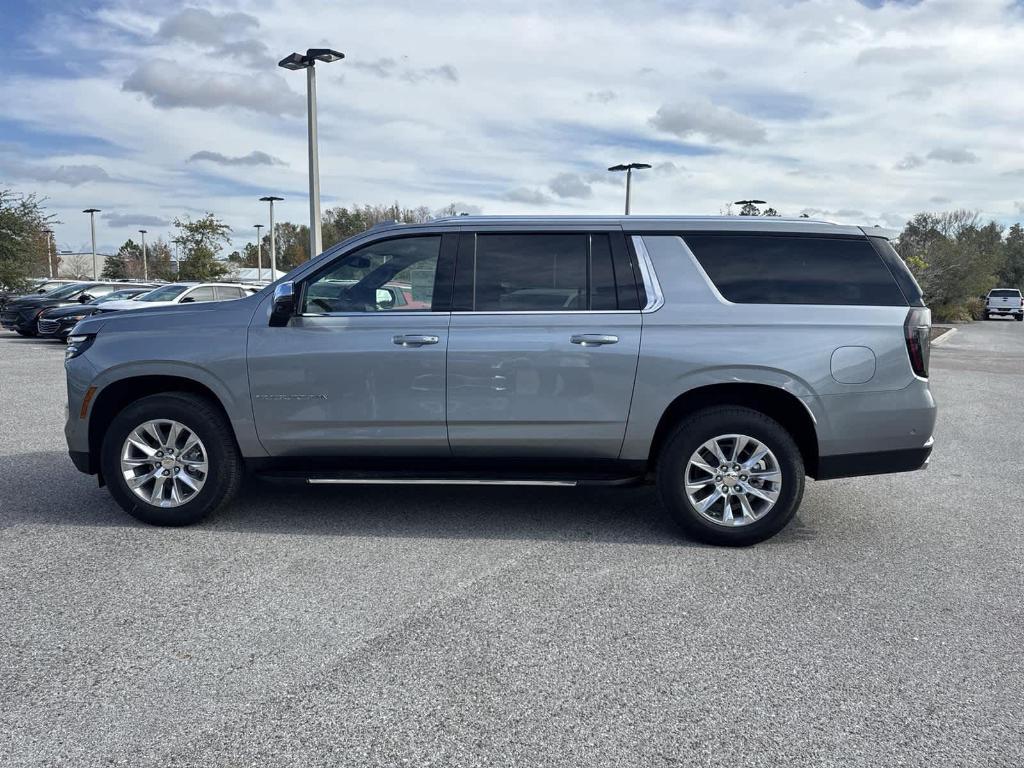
[931,327,958,347]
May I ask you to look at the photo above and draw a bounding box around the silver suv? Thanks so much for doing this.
[63,216,936,545]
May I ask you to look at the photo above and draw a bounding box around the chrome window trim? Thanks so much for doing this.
[631,235,665,313]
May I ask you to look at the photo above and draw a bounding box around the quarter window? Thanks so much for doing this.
[303,236,440,313]
[685,234,908,306]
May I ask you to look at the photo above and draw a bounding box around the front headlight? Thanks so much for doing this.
[63,313,88,322]
[65,334,95,361]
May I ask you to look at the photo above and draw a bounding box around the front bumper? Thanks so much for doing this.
[1,308,38,332]
[37,315,83,338]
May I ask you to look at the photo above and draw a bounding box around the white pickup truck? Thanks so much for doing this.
[985,288,1023,321]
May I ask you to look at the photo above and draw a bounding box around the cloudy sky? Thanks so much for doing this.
[2,0,1024,253]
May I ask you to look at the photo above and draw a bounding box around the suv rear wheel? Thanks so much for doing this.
[100,392,243,526]
[657,406,805,546]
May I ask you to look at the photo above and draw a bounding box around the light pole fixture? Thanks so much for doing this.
[733,199,767,215]
[83,208,100,279]
[254,223,264,282]
[607,163,651,215]
[279,47,345,260]
[138,229,148,280]
[259,196,284,279]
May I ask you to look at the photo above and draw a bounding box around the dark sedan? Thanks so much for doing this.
[0,282,143,336]
[36,286,158,339]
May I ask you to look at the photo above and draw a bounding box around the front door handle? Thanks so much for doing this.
[570,334,619,346]
[393,334,440,347]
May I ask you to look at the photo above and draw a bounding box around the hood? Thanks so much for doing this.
[8,295,78,309]
[41,304,100,319]
[94,299,173,311]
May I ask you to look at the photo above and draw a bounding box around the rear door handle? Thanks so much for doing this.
[570,334,619,346]
[393,334,440,347]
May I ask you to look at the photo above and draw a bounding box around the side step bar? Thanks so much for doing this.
[308,478,579,487]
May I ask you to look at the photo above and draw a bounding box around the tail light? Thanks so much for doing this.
[904,307,931,378]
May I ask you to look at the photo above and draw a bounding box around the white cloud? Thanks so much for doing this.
[157,8,259,46]
[0,160,110,186]
[926,147,979,164]
[189,150,285,167]
[102,212,171,227]
[501,188,552,205]
[649,101,767,145]
[895,154,926,170]
[548,173,592,199]
[5,0,1024,252]
[123,60,303,116]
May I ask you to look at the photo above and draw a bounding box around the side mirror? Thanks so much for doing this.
[179,296,196,303]
[269,281,295,327]
[79,294,92,303]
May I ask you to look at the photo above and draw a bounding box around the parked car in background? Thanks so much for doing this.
[96,282,260,312]
[36,286,157,339]
[64,215,936,546]
[1,281,139,336]
[984,288,1023,321]
[0,278,79,312]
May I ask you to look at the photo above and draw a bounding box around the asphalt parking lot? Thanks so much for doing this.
[1,321,1022,767]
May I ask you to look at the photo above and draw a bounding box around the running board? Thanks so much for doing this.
[308,478,578,487]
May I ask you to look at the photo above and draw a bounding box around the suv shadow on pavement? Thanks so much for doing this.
[3,450,821,545]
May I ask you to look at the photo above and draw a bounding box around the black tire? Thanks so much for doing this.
[100,392,243,526]
[656,406,805,546]
[15,327,35,337]
[1015,315,1023,322]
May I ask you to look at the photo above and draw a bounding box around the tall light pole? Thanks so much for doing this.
[43,229,54,278]
[83,208,100,279]
[253,223,264,282]
[607,163,651,215]
[260,196,283,279]
[138,229,148,280]
[279,48,345,259]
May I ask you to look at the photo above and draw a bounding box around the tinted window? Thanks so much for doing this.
[869,237,924,307]
[989,289,1021,297]
[184,286,217,303]
[303,235,440,313]
[471,234,586,311]
[686,234,907,306]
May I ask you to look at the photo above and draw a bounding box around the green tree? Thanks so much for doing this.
[998,223,1024,289]
[174,214,230,281]
[738,202,761,216]
[898,209,1008,317]
[102,239,136,280]
[145,239,175,281]
[0,189,53,289]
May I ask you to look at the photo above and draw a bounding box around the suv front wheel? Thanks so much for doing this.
[100,392,243,526]
[657,406,805,546]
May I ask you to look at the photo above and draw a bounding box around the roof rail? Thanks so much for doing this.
[366,220,401,232]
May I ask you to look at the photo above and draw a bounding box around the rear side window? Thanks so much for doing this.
[869,237,924,307]
[214,286,243,300]
[989,289,1021,298]
[457,233,635,312]
[685,234,908,306]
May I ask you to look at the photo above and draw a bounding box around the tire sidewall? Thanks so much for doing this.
[101,394,236,526]
[658,409,805,545]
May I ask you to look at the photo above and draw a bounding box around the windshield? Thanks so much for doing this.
[45,283,89,299]
[134,285,189,302]
[93,290,143,304]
